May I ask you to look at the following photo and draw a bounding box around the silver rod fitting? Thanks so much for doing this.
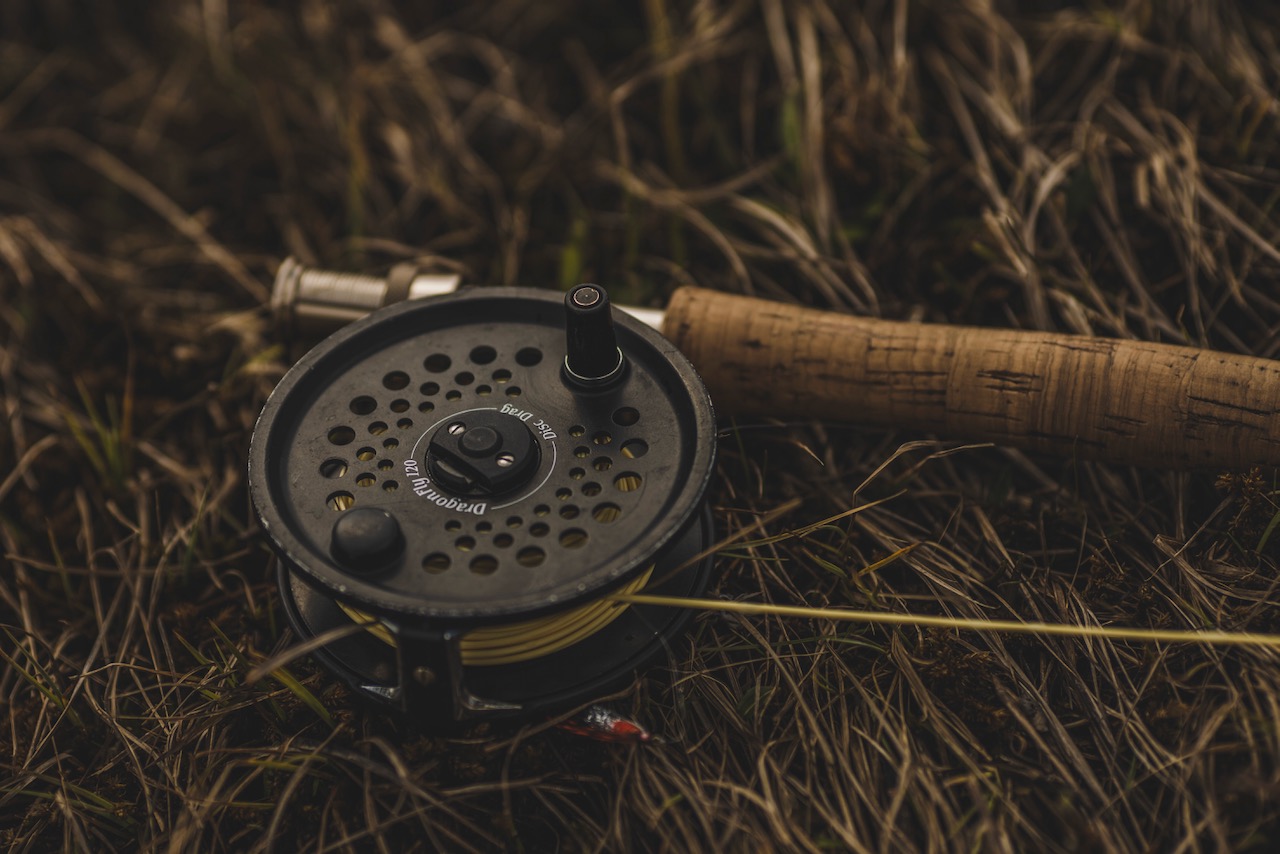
[270,257,666,337]
[271,257,464,338]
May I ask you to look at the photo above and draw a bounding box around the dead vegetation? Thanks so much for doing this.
[4,0,1280,850]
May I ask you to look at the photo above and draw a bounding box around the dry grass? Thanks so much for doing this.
[4,0,1280,850]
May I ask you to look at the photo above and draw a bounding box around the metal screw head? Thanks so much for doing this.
[495,452,515,467]
[447,422,466,436]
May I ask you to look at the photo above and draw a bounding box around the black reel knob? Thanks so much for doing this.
[248,286,716,730]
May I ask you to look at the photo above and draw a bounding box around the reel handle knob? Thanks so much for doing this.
[563,284,625,386]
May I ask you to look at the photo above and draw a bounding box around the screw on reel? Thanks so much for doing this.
[249,285,716,730]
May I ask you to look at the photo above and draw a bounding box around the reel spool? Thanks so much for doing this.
[249,285,716,729]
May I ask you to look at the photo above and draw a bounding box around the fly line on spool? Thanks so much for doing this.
[337,566,656,667]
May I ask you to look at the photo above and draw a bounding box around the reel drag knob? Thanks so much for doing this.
[249,285,716,730]
[426,413,540,494]
[330,507,403,572]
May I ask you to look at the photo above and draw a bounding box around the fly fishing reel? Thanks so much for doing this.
[249,285,716,729]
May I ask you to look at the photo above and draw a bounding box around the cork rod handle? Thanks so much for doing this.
[662,287,1280,470]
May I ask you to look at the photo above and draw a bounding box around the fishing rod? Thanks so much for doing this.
[272,257,1280,471]
[251,259,1280,730]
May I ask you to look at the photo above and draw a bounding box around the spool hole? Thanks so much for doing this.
[470,345,497,365]
[559,529,588,549]
[383,371,410,390]
[422,553,450,573]
[390,399,409,413]
[517,546,545,567]
[612,407,639,426]
[615,472,643,492]
[593,503,621,523]
[424,354,451,373]
[515,347,542,366]
[621,439,648,459]
[356,447,375,461]
[328,426,355,445]
[350,396,377,415]
[470,555,498,575]
[327,492,354,511]
[320,459,347,478]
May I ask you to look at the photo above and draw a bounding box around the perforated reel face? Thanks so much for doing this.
[250,288,716,628]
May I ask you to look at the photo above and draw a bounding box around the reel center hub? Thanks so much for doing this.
[426,411,540,495]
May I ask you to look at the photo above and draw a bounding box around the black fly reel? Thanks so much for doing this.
[249,285,716,729]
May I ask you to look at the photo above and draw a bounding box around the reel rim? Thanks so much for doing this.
[249,286,716,622]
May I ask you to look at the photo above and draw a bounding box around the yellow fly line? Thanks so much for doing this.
[610,593,1280,649]
[337,566,655,666]
[336,569,1280,673]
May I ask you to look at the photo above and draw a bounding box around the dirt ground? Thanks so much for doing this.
[4,1,1280,850]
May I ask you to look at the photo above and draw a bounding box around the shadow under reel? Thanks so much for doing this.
[249,285,716,729]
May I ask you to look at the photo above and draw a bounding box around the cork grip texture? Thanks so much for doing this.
[663,287,1280,469]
